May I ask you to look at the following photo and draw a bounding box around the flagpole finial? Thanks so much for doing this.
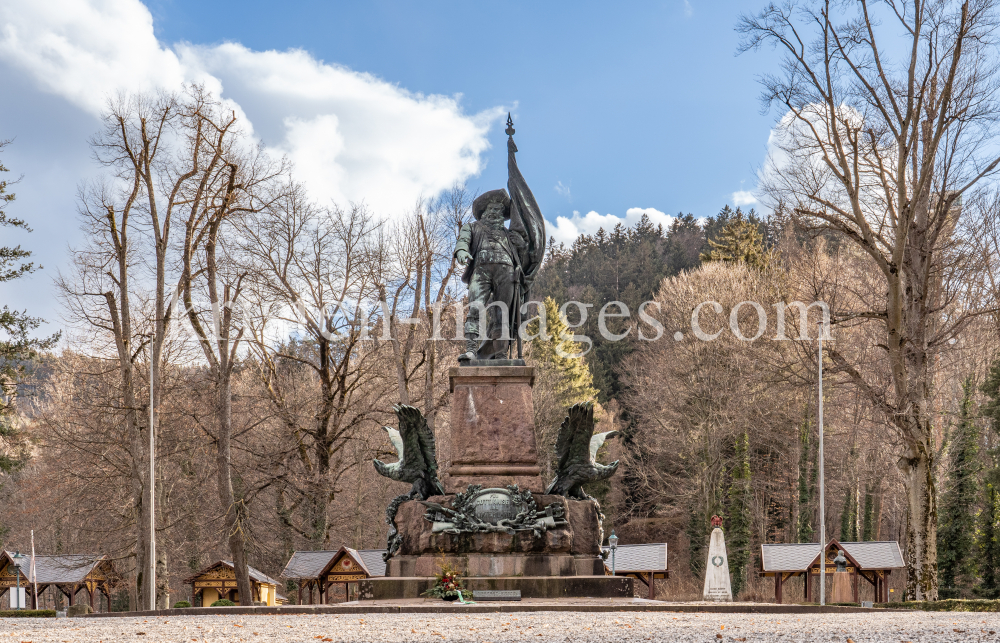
[505,113,515,137]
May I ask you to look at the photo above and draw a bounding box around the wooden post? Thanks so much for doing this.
[297,580,302,605]
[774,574,782,604]
[804,570,811,602]
[648,572,656,600]
[68,584,76,606]
[852,568,859,603]
[88,586,94,611]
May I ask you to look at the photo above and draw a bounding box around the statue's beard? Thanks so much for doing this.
[484,217,504,230]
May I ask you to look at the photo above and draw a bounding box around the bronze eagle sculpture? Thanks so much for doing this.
[373,404,445,500]
[544,402,619,500]
[373,404,444,560]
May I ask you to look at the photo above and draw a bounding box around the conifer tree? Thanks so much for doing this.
[861,484,878,541]
[700,206,771,271]
[978,361,1000,598]
[527,296,598,407]
[840,488,858,542]
[979,482,1000,599]
[527,297,599,486]
[726,431,752,597]
[937,377,980,598]
[687,502,708,578]
[0,141,57,540]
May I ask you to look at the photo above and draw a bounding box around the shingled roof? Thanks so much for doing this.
[281,549,386,579]
[840,542,905,569]
[280,550,338,580]
[355,550,387,577]
[3,551,109,584]
[600,543,668,573]
[760,541,905,572]
[183,561,279,586]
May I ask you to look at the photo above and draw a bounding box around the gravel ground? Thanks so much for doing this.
[1,611,998,642]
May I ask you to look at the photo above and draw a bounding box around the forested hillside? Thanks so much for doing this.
[533,206,775,401]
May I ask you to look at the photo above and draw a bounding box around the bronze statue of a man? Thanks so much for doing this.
[455,115,546,362]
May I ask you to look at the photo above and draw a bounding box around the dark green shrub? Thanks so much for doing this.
[0,610,56,618]
[210,599,236,607]
[173,601,191,608]
[876,599,1000,612]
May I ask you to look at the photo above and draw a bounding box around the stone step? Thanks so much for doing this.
[360,576,632,600]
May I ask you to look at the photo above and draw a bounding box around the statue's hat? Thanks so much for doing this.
[472,189,511,221]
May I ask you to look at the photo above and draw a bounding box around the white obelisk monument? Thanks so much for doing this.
[703,515,733,601]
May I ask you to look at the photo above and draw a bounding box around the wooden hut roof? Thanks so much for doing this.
[282,548,386,580]
[183,560,279,586]
[760,540,904,573]
[2,551,113,584]
[600,543,668,573]
[280,550,338,580]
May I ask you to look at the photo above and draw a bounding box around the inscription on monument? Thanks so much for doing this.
[472,492,519,523]
[472,589,521,601]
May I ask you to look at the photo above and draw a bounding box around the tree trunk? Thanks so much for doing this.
[900,422,938,600]
[215,369,253,604]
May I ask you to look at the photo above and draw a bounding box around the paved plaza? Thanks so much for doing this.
[1,610,998,642]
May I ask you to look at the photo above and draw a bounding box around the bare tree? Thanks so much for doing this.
[375,187,471,414]
[56,89,211,608]
[240,189,392,548]
[177,88,288,603]
[739,0,1000,599]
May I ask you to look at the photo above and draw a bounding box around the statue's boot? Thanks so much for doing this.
[476,338,509,360]
[458,337,478,363]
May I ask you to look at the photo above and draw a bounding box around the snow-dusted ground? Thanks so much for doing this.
[1,611,998,642]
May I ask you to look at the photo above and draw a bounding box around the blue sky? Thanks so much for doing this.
[0,0,780,333]
[143,0,777,219]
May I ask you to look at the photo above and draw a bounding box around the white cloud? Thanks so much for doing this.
[0,0,184,115]
[684,0,694,17]
[732,190,757,206]
[0,0,503,216]
[554,181,571,199]
[548,207,673,246]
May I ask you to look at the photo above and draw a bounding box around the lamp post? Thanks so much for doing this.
[817,322,826,606]
[609,530,619,577]
[12,551,24,610]
[149,333,156,612]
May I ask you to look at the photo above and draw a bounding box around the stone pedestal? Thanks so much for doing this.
[830,571,853,603]
[446,366,543,492]
[386,494,605,578]
[363,365,630,601]
[703,527,733,601]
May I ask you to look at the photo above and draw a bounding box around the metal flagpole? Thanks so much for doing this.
[149,332,156,611]
[817,322,826,606]
[29,531,37,609]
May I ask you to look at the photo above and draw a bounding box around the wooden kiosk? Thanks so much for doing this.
[600,543,668,600]
[184,561,280,606]
[760,539,903,603]
[281,547,386,604]
[0,551,118,612]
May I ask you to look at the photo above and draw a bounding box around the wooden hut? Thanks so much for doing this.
[760,539,904,603]
[281,549,337,604]
[318,547,386,603]
[281,548,385,604]
[601,543,668,600]
[184,561,280,607]
[0,551,118,612]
